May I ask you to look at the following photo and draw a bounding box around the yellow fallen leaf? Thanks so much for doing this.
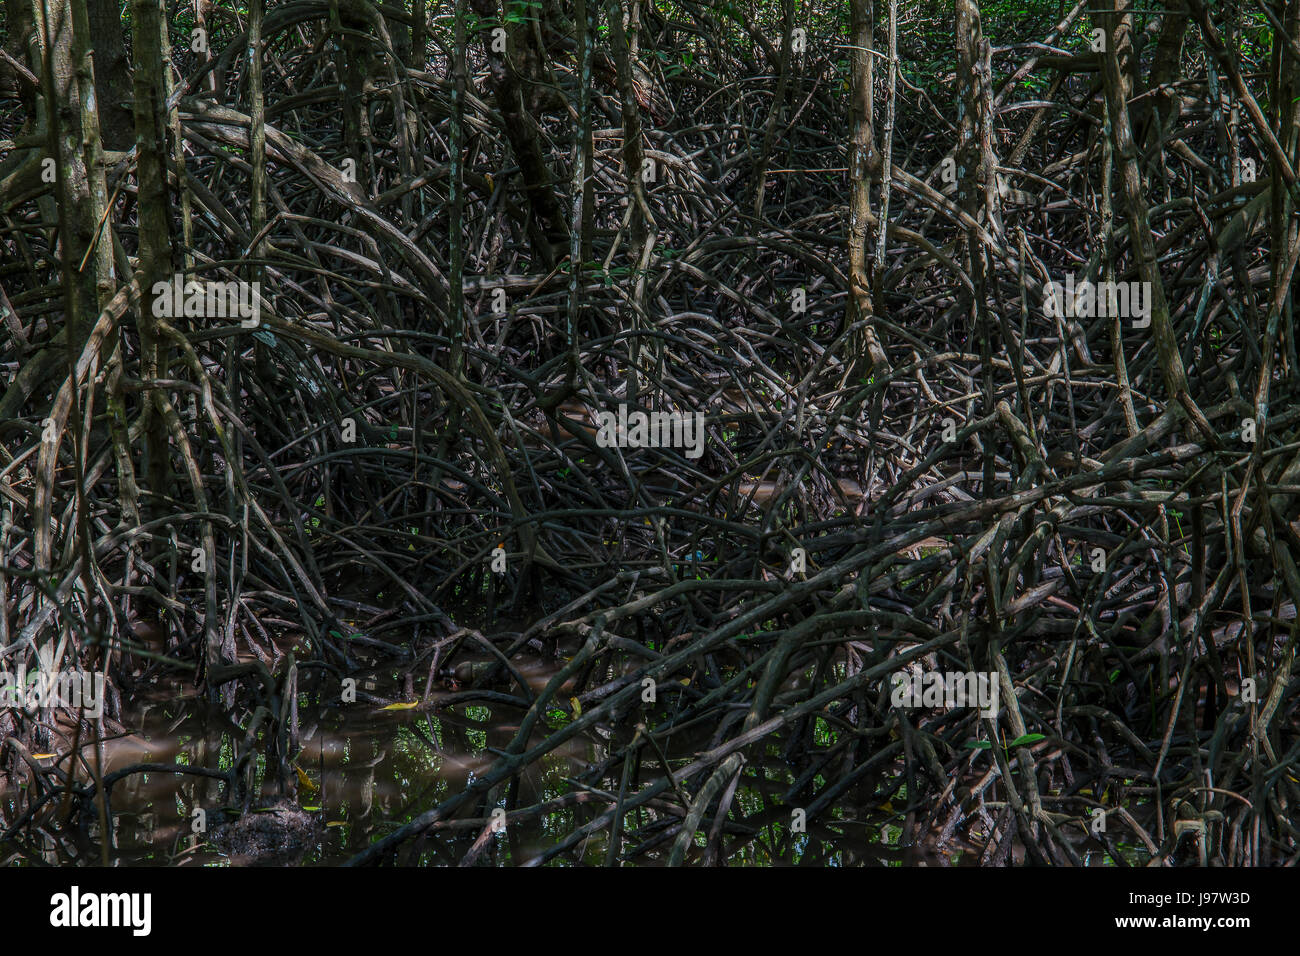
[326,821,348,828]
[569,696,582,717]
[293,764,319,794]
[380,701,420,711]
[32,753,56,759]
[680,678,691,685]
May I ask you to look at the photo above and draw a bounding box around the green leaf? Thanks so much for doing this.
[1007,733,1046,748]
[963,740,993,750]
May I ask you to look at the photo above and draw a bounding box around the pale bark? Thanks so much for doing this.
[848,0,889,376]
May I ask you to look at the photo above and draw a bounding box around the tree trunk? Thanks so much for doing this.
[87,0,133,150]
[956,0,998,491]
[470,0,568,268]
[750,0,795,217]
[448,0,465,376]
[132,0,174,503]
[35,0,114,349]
[847,0,889,376]
[1271,0,1300,376]
[1138,0,1187,148]
[411,0,426,71]
[249,0,267,266]
[567,0,592,355]
[605,0,656,401]
[1095,0,1190,405]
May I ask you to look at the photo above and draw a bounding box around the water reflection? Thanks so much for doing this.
[0,652,1144,866]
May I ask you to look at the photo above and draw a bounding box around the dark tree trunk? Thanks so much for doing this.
[88,0,133,150]
[131,0,173,503]
[470,0,568,268]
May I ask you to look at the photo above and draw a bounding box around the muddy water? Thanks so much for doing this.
[3,648,1137,866]
[39,658,599,865]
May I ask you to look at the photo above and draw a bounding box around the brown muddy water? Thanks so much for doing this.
[1,644,1137,866]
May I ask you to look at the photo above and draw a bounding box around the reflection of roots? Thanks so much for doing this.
[209,800,322,867]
